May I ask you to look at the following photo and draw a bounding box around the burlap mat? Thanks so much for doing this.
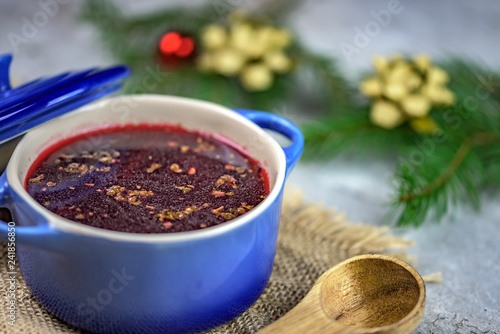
[0,188,413,334]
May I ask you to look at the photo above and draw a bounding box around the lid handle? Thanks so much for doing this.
[0,54,12,93]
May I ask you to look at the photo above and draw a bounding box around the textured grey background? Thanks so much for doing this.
[1,0,499,333]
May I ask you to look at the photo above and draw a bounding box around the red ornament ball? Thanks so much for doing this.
[160,32,183,54]
[158,31,196,66]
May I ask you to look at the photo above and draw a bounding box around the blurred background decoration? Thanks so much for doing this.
[82,0,500,227]
[81,0,352,113]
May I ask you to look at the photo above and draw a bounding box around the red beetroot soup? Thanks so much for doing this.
[25,125,269,234]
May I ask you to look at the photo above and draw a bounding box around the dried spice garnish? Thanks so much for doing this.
[106,185,125,196]
[44,201,50,207]
[163,221,173,229]
[58,154,75,162]
[28,174,44,184]
[211,205,248,220]
[188,167,196,175]
[98,167,111,172]
[147,163,162,173]
[241,203,254,210]
[193,140,216,153]
[65,163,90,175]
[170,163,182,173]
[85,183,94,187]
[104,185,153,206]
[215,175,236,187]
[128,189,154,196]
[114,194,141,206]
[46,182,56,187]
[184,205,198,214]
[235,167,246,173]
[225,164,234,170]
[180,145,189,153]
[210,189,234,197]
[80,151,94,159]
[210,189,225,197]
[175,186,192,194]
[98,152,113,163]
[75,214,85,219]
[212,206,224,215]
[79,150,121,161]
[221,213,235,220]
[230,207,247,215]
[156,210,187,221]
[168,141,178,147]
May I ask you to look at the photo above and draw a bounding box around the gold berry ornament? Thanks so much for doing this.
[360,54,455,134]
[197,12,293,92]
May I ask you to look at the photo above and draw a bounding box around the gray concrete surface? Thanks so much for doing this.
[1,1,499,333]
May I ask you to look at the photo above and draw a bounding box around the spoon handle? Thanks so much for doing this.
[257,308,357,334]
[256,284,357,334]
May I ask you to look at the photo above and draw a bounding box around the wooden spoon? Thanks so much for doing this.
[258,254,426,334]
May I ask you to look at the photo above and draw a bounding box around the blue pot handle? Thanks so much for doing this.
[233,109,304,178]
[0,172,60,248]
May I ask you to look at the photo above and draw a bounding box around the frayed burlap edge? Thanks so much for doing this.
[0,187,414,334]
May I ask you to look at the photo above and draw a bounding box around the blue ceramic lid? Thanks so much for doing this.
[0,54,131,145]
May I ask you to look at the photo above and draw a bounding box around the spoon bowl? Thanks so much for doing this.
[259,254,426,334]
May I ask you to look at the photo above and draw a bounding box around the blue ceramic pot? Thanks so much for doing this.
[0,95,303,334]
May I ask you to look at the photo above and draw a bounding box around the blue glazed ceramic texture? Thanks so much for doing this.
[0,106,303,333]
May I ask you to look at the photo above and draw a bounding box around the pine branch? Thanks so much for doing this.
[398,132,499,203]
[301,106,417,160]
[390,131,500,227]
